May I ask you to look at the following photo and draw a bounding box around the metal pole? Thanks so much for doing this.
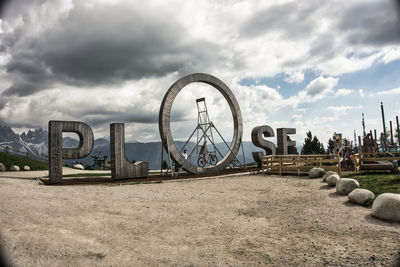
[160,142,163,175]
[362,113,366,138]
[354,130,357,148]
[374,129,377,150]
[396,116,400,148]
[358,136,362,153]
[390,120,394,148]
[370,130,375,153]
[381,102,387,152]
[240,138,246,169]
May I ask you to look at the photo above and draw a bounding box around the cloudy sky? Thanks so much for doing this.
[1,0,400,148]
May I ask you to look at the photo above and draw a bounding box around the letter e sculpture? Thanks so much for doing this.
[277,128,296,155]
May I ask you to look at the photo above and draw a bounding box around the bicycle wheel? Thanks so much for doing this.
[197,157,206,167]
[210,155,218,166]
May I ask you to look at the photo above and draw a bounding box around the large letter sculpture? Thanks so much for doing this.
[49,121,94,184]
[159,73,243,175]
[277,128,296,155]
[110,123,149,179]
[251,125,276,167]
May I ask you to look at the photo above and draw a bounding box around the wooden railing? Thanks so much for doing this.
[261,154,341,176]
[354,152,400,172]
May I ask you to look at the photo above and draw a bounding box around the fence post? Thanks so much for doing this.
[5,146,8,154]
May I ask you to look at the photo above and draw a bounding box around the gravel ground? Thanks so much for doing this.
[0,171,399,266]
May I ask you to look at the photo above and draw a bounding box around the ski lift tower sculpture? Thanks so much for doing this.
[159,73,245,175]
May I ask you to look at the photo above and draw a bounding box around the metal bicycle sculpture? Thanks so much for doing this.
[159,73,243,175]
[197,152,218,167]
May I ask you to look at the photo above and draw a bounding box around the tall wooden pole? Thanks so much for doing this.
[390,120,394,147]
[381,102,387,152]
[396,116,400,146]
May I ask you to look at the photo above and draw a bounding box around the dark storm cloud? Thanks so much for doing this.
[2,2,223,96]
[241,1,321,39]
[0,0,11,17]
[80,108,188,127]
[339,0,400,45]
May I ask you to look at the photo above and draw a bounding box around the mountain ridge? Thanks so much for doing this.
[0,124,302,169]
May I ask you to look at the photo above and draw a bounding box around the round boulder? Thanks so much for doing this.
[322,171,337,182]
[73,164,84,170]
[10,165,20,172]
[336,178,360,195]
[371,193,400,222]
[308,167,325,178]
[348,189,375,206]
[326,173,340,187]
[0,163,5,172]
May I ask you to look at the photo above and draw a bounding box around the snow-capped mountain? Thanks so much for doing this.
[0,125,42,155]
[0,125,80,156]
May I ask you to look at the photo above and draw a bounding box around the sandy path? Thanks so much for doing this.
[0,174,399,266]
[0,167,110,180]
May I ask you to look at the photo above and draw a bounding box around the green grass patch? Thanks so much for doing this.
[342,172,400,196]
[0,151,48,171]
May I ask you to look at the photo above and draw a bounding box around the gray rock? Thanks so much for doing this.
[322,171,337,182]
[11,165,20,171]
[326,173,340,187]
[348,189,375,206]
[0,163,5,172]
[23,165,30,171]
[308,167,325,178]
[371,193,400,222]
[336,178,360,195]
[73,164,84,170]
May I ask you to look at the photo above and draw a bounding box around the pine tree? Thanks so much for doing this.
[327,138,335,154]
[301,131,325,154]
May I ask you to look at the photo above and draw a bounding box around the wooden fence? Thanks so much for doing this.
[261,154,341,176]
[354,152,400,172]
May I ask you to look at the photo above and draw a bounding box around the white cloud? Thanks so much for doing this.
[327,105,363,114]
[0,0,400,144]
[370,87,400,96]
[377,47,400,64]
[359,89,365,98]
[336,88,352,96]
[284,71,304,83]
[305,76,338,97]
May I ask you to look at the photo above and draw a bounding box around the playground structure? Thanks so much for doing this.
[358,102,399,154]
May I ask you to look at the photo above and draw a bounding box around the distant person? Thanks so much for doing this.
[182,150,188,160]
[350,152,355,169]
[199,141,208,157]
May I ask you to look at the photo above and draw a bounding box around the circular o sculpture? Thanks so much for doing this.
[159,73,243,174]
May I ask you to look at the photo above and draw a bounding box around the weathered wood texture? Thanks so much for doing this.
[110,123,148,179]
[262,154,341,176]
[354,152,400,172]
[251,125,276,165]
[159,73,243,174]
[48,121,94,184]
[277,128,296,155]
